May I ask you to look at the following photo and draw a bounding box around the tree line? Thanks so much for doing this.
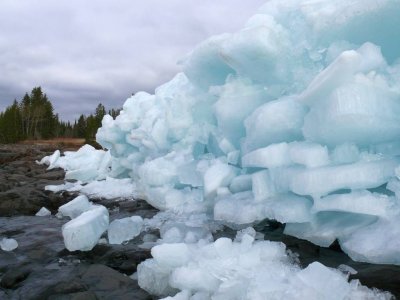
[0,87,120,144]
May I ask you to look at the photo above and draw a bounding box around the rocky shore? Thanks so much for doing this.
[0,145,155,299]
[1,144,400,299]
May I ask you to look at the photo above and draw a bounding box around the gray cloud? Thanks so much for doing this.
[0,0,265,121]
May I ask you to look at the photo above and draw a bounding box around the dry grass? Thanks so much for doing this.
[19,138,86,150]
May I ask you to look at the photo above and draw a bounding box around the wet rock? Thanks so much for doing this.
[79,264,151,300]
[0,266,31,289]
[100,249,151,275]
[48,291,98,300]
[36,170,65,181]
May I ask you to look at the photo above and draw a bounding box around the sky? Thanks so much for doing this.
[0,0,265,121]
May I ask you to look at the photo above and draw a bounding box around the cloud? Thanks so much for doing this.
[0,0,265,120]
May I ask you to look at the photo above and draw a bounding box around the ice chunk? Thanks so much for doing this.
[288,142,329,168]
[137,259,178,297]
[139,157,178,187]
[243,97,307,153]
[215,191,312,225]
[214,77,268,147]
[290,159,399,197]
[252,170,276,202]
[299,50,363,106]
[296,262,351,300]
[39,149,60,169]
[220,19,290,84]
[340,218,400,265]
[214,192,264,225]
[303,76,400,147]
[337,264,357,275]
[331,143,360,164]
[108,216,144,244]
[285,212,378,247]
[78,177,136,199]
[242,143,291,169]
[229,174,252,193]
[62,205,109,251]
[268,194,312,223]
[0,238,18,252]
[203,162,237,199]
[58,195,92,219]
[313,190,397,218]
[243,142,329,169]
[182,34,234,89]
[152,244,191,269]
[35,207,51,217]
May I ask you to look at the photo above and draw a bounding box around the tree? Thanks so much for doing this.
[75,114,87,138]
[0,100,23,143]
[0,87,120,144]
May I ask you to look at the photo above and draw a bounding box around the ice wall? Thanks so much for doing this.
[43,0,400,270]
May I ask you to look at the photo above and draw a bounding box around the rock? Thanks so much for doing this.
[80,264,151,299]
[100,249,151,275]
[36,170,65,181]
[49,279,88,295]
[0,266,31,289]
[48,291,98,300]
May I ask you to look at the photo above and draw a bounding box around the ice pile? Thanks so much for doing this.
[138,232,391,299]
[39,145,113,183]
[40,0,400,271]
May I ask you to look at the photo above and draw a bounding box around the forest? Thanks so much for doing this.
[0,87,119,144]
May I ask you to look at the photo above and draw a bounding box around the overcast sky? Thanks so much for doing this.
[0,0,265,121]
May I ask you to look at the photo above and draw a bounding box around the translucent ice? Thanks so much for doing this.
[108,216,144,244]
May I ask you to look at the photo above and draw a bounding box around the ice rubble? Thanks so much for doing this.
[40,0,400,298]
[138,232,391,299]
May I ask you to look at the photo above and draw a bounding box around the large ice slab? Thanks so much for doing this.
[62,205,109,251]
[313,190,397,218]
[290,159,399,197]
